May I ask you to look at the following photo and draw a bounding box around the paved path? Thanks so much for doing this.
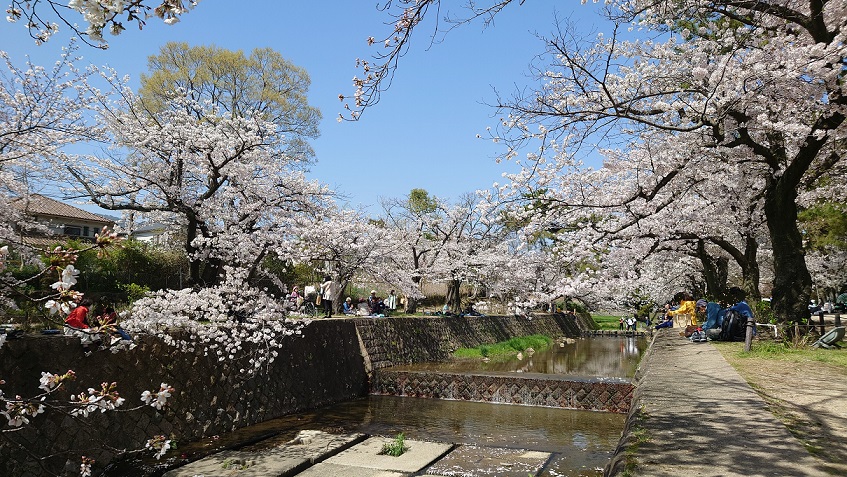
[612,331,829,477]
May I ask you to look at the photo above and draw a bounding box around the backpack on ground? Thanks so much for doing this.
[719,309,747,342]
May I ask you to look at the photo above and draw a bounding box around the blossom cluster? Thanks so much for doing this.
[70,382,126,417]
[1,371,177,464]
[7,0,199,46]
[140,382,173,410]
[144,434,172,460]
[125,268,307,372]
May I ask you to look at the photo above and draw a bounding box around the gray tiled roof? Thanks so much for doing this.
[12,194,113,224]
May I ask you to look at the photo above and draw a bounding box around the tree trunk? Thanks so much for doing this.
[186,216,201,288]
[200,256,223,287]
[404,276,422,314]
[741,235,762,302]
[697,240,728,299]
[708,233,761,302]
[445,278,461,312]
[405,297,419,314]
[331,277,348,315]
[764,183,812,327]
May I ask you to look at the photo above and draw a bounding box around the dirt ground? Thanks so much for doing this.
[715,342,847,476]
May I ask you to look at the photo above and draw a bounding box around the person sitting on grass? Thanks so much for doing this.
[367,290,386,316]
[666,292,697,327]
[343,297,356,315]
[99,306,133,343]
[64,298,100,354]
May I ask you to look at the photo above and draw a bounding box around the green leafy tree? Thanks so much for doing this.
[139,42,321,161]
[800,202,847,252]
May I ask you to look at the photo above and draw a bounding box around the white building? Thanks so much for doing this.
[12,194,114,246]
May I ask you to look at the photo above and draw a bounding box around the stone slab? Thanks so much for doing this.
[164,431,365,477]
[424,445,552,476]
[294,462,405,477]
[325,436,453,473]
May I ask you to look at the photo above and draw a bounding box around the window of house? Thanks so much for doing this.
[63,226,82,236]
[83,226,89,237]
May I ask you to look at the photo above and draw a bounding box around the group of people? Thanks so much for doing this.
[64,298,133,354]
[287,278,400,318]
[342,289,398,317]
[618,315,638,331]
[653,287,754,339]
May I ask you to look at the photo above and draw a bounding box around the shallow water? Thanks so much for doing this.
[391,335,647,378]
[111,336,643,476]
[241,395,625,476]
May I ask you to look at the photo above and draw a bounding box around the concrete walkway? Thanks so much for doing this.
[610,330,829,477]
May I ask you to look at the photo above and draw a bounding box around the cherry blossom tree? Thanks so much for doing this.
[5,0,198,48]
[66,74,326,288]
[484,0,846,327]
[0,43,107,311]
[292,207,396,311]
[430,195,510,312]
[350,0,845,326]
[377,189,515,313]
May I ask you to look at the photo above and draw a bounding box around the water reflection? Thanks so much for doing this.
[115,337,643,476]
[391,335,647,378]
[244,395,624,476]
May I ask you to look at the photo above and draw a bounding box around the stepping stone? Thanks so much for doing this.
[295,462,405,476]
[423,445,552,476]
[164,430,365,477]
[324,436,453,473]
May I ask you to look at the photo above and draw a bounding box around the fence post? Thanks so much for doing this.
[744,315,755,352]
[818,311,826,335]
[835,313,841,327]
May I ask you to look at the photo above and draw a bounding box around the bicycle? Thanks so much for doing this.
[302,299,319,318]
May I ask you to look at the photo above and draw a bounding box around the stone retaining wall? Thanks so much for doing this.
[0,314,591,476]
[0,320,368,477]
[352,313,587,371]
[371,370,633,413]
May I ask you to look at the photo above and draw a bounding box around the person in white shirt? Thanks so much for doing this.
[385,290,398,314]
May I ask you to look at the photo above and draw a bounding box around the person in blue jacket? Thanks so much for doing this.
[728,287,754,321]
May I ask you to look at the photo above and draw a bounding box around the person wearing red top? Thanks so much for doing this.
[64,298,92,329]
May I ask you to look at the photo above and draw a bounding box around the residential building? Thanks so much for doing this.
[11,194,114,246]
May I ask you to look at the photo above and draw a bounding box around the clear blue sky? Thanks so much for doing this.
[2,1,610,216]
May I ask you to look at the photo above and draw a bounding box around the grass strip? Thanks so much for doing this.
[592,313,624,330]
[453,334,552,359]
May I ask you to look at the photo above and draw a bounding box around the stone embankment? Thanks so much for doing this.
[0,313,587,476]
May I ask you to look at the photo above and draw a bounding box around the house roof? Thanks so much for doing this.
[12,194,113,225]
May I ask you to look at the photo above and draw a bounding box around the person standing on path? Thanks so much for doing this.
[320,275,336,318]
[385,290,398,314]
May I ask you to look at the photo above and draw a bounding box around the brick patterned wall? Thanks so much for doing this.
[371,370,633,413]
[0,314,595,476]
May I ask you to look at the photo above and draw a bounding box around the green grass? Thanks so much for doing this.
[592,313,624,330]
[453,334,552,359]
[713,341,847,369]
[379,433,408,457]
